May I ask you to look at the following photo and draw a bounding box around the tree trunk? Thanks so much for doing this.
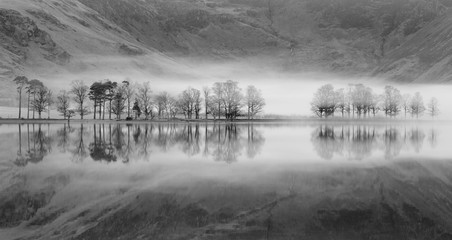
[32,94,35,119]
[128,99,130,118]
[98,101,102,120]
[81,101,84,120]
[18,89,22,119]
[93,100,97,119]
[27,93,30,119]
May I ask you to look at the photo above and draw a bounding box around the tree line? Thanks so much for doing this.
[311,84,440,119]
[13,76,266,121]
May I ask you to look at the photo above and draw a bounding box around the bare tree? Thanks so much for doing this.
[178,87,202,119]
[46,90,53,119]
[245,85,265,119]
[221,80,243,120]
[70,80,89,119]
[212,82,224,119]
[203,87,210,119]
[311,84,337,118]
[56,90,71,119]
[166,96,179,119]
[351,84,373,118]
[193,89,202,119]
[335,88,347,117]
[427,97,439,118]
[409,92,425,118]
[382,85,402,117]
[13,76,28,119]
[155,92,170,119]
[137,82,153,119]
[401,93,411,118]
[32,86,50,119]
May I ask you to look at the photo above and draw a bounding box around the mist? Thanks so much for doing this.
[37,55,452,119]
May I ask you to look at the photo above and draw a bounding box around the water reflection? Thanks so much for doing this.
[12,123,266,165]
[3,123,452,240]
[10,123,442,165]
[15,124,53,167]
[311,125,436,160]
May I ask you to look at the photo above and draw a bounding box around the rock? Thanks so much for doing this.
[26,9,68,30]
[118,43,144,56]
[0,8,71,65]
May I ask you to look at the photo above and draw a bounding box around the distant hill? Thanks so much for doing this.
[1,0,452,103]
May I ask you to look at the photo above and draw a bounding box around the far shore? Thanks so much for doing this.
[0,117,447,125]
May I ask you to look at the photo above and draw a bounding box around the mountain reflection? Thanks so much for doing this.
[311,125,435,160]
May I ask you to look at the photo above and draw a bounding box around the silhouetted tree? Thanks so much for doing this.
[89,81,107,119]
[32,86,50,119]
[13,76,28,119]
[70,80,89,119]
[137,82,153,119]
[28,79,44,119]
[56,90,70,119]
[103,81,117,120]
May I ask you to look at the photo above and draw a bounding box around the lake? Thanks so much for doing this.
[1,122,452,239]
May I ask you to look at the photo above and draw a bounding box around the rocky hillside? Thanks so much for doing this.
[1,0,452,98]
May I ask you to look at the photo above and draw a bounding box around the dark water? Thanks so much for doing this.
[1,122,452,240]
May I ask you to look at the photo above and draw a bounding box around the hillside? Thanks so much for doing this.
[1,0,452,105]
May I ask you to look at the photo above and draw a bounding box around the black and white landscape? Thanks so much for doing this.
[1,0,452,239]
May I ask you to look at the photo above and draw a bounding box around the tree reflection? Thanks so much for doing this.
[89,124,117,162]
[15,124,52,166]
[428,129,438,148]
[210,124,243,163]
[246,124,265,158]
[312,125,432,160]
[409,128,425,153]
[71,124,88,162]
[56,124,74,153]
[382,127,403,160]
[176,124,201,157]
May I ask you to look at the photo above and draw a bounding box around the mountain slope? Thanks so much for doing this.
[374,9,452,82]
[1,0,452,101]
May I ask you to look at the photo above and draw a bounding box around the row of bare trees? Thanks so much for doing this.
[14,77,266,121]
[311,84,440,118]
[134,80,266,120]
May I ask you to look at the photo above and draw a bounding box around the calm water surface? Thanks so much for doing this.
[1,122,452,240]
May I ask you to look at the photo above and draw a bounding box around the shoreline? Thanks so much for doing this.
[0,117,448,124]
